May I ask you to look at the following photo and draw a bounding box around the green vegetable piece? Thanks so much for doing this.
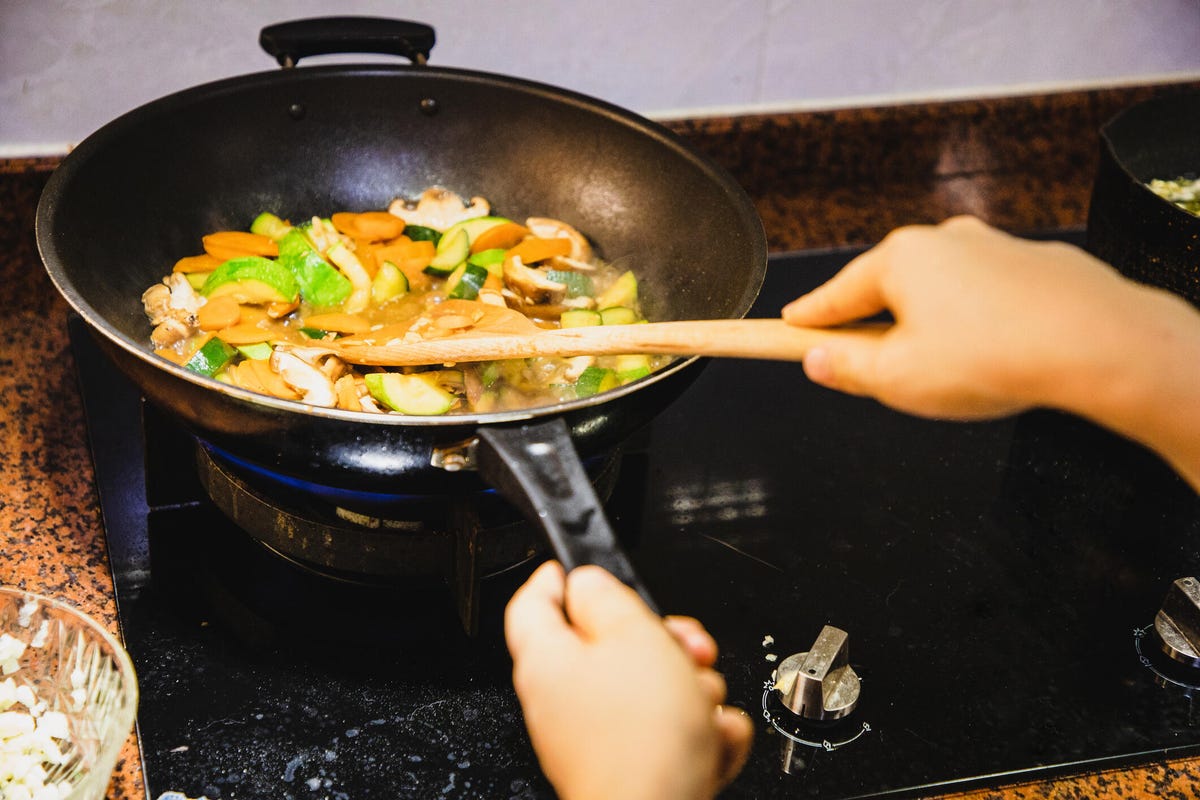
[185,337,237,377]
[468,248,507,267]
[250,212,292,241]
[441,216,512,246]
[403,225,441,245]
[615,354,652,383]
[595,270,637,309]
[448,263,490,300]
[184,272,210,290]
[559,309,603,328]
[372,261,410,304]
[575,366,619,398]
[276,229,353,307]
[425,228,469,277]
[545,269,595,298]
[599,306,639,326]
[235,342,272,361]
[299,327,330,339]
[480,362,502,388]
[201,256,300,304]
[364,372,456,415]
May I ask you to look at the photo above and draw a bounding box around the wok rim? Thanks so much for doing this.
[37,62,767,428]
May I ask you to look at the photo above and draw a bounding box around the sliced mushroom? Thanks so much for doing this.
[463,366,484,407]
[548,254,598,273]
[141,283,172,325]
[150,318,192,349]
[503,255,567,305]
[275,344,349,381]
[387,187,490,231]
[334,375,362,411]
[143,272,202,326]
[271,350,337,407]
[525,217,593,262]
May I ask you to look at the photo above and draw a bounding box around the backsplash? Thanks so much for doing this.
[4,1,1200,155]
[5,80,1198,258]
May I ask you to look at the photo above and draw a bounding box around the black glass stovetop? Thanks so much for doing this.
[72,236,1200,800]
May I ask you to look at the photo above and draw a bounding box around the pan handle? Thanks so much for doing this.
[259,17,436,68]
[476,418,659,614]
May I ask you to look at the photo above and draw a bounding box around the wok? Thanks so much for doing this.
[1087,89,1200,307]
[37,18,767,604]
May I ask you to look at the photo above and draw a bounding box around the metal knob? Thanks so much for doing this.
[773,625,860,721]
[1155,577,1200,667]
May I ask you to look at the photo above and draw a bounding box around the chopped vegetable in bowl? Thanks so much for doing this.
[141,187,668,415]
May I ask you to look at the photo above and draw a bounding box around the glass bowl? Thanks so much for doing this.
[0,587,138,800]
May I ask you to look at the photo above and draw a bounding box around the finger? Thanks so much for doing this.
[713,705,755,790]
[802,332,888,397]
[781,246,891,327]
[694,667,728,707]
[663,616,718,668]
[504,560,572,660]
[563,565,660,640]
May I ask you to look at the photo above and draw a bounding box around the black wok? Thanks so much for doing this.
[37,18,767,604]
[1087,89,1200,307]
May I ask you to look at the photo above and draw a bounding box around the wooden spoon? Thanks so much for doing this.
[321,299,883,367]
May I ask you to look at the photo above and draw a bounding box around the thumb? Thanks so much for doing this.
[564,565,659,640]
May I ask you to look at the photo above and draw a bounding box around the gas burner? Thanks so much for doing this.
[191,440,623,632]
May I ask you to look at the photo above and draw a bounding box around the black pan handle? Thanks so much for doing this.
[476,418,659,614]
[259,17,436,68]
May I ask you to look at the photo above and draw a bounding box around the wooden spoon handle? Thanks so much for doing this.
[544,318,881,361]
[332,319,885,366]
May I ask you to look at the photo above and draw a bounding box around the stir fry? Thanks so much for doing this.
[142,188,666,415]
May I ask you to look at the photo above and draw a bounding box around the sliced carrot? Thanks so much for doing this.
[173,253,223,273]
[354,211,407,241]
[470,222,530,254]
[228,361,267,394]
[202,231,279,260]
[351,240,382,279]
[267,300,299,319]
[375,239,435,266]
[244,359,300,399]
[154,347,188,365]
[197,295,242,331]
[331,212,360,237]
[374,239,435,290]
[331,211,407,241]
[216,322,275,345]
[303,312,371,335]
[506,236,572,264]
[237,305,271,324]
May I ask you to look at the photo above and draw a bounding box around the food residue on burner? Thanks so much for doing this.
[762,634,774,647]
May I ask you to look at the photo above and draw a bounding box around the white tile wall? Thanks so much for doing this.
[3,0,1199,156]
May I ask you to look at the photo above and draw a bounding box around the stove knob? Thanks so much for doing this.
[1155,577,1200,667]
[773,625,860,721]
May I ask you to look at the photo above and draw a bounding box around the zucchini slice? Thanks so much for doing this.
[364,372,457,415]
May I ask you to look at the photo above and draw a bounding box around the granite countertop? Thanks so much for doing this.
[3,79,1199,799]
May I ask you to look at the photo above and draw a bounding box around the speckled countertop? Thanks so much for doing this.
[3,79,1200,799]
